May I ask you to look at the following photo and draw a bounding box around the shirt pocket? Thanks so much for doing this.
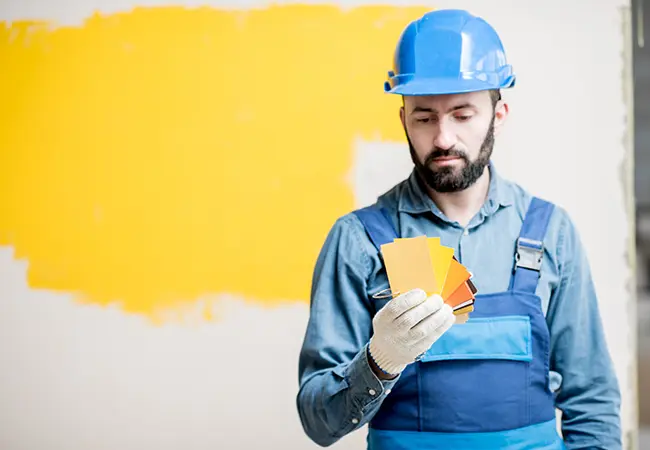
[419,315,533,362]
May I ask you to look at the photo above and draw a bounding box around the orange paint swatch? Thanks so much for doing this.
[441,258,472,299]
[446,282,475,308]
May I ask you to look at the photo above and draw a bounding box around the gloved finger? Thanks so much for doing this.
[408,303,455,341]
[437,307,456,334]
[393,294,444,330]
[385,288,428,318]
[410,311,456,356]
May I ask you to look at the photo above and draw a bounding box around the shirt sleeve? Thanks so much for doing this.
[546,210,622,449]
[296,214,400,447]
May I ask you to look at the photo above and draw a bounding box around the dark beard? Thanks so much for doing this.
[407,116,495,193]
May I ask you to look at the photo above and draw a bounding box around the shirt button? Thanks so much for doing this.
[463,229,469,236]
[351,418,359,424]
[368,389,376,396]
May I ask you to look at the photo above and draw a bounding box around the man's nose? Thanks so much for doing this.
[432,120,457,150]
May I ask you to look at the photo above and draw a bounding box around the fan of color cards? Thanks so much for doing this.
[378,236,477,323]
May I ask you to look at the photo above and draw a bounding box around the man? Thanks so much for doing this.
[296,8,621,450]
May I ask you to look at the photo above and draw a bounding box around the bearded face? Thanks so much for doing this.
[401,90,502,193]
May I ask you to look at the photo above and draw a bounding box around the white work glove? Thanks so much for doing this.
[368,288,455,376]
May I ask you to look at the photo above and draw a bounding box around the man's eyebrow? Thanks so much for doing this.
[410,103,477,114]
[449,103,476,112]
[411,106,434,114]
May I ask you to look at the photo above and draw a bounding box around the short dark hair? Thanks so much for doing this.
[489,89,501,108]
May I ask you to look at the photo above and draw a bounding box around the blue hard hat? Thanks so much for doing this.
[385,9,515,96]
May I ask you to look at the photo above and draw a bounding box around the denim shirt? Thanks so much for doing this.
[296,163,621,449]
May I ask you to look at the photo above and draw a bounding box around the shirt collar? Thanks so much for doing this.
[398,160,515,219]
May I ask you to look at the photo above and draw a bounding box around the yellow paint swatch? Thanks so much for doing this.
[381,236,438,297]
[454,304,474,316]
[0,5,431,320]
[427,238,454,295]
[446,280,475,308]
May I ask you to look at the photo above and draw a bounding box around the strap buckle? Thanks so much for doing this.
[515,237,544,271]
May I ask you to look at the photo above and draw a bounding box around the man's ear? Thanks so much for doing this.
[493,100,509,136]
[400,105,406,128]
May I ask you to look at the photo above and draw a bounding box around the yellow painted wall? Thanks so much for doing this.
[0,6,429,320]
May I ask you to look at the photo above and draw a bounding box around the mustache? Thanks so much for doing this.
[424,147,469,165]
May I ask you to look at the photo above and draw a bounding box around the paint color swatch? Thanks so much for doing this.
[442,258,472,299]
[427,238,454,295]
[381,236,439,297]
[380,236,476,319]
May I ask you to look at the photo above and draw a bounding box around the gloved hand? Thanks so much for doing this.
[368,288,455,376]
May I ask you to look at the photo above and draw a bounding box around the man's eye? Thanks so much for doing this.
[416,118,430,123]
[455,115,472,122]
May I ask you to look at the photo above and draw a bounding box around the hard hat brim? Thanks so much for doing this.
[385,76,514,96]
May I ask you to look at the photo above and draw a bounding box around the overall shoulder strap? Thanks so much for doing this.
[510,196,556,293]
[352,205,399,252]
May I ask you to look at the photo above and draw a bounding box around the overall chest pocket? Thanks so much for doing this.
[420,315,532,362]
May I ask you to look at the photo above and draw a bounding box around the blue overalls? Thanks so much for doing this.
[353,197,566,450]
